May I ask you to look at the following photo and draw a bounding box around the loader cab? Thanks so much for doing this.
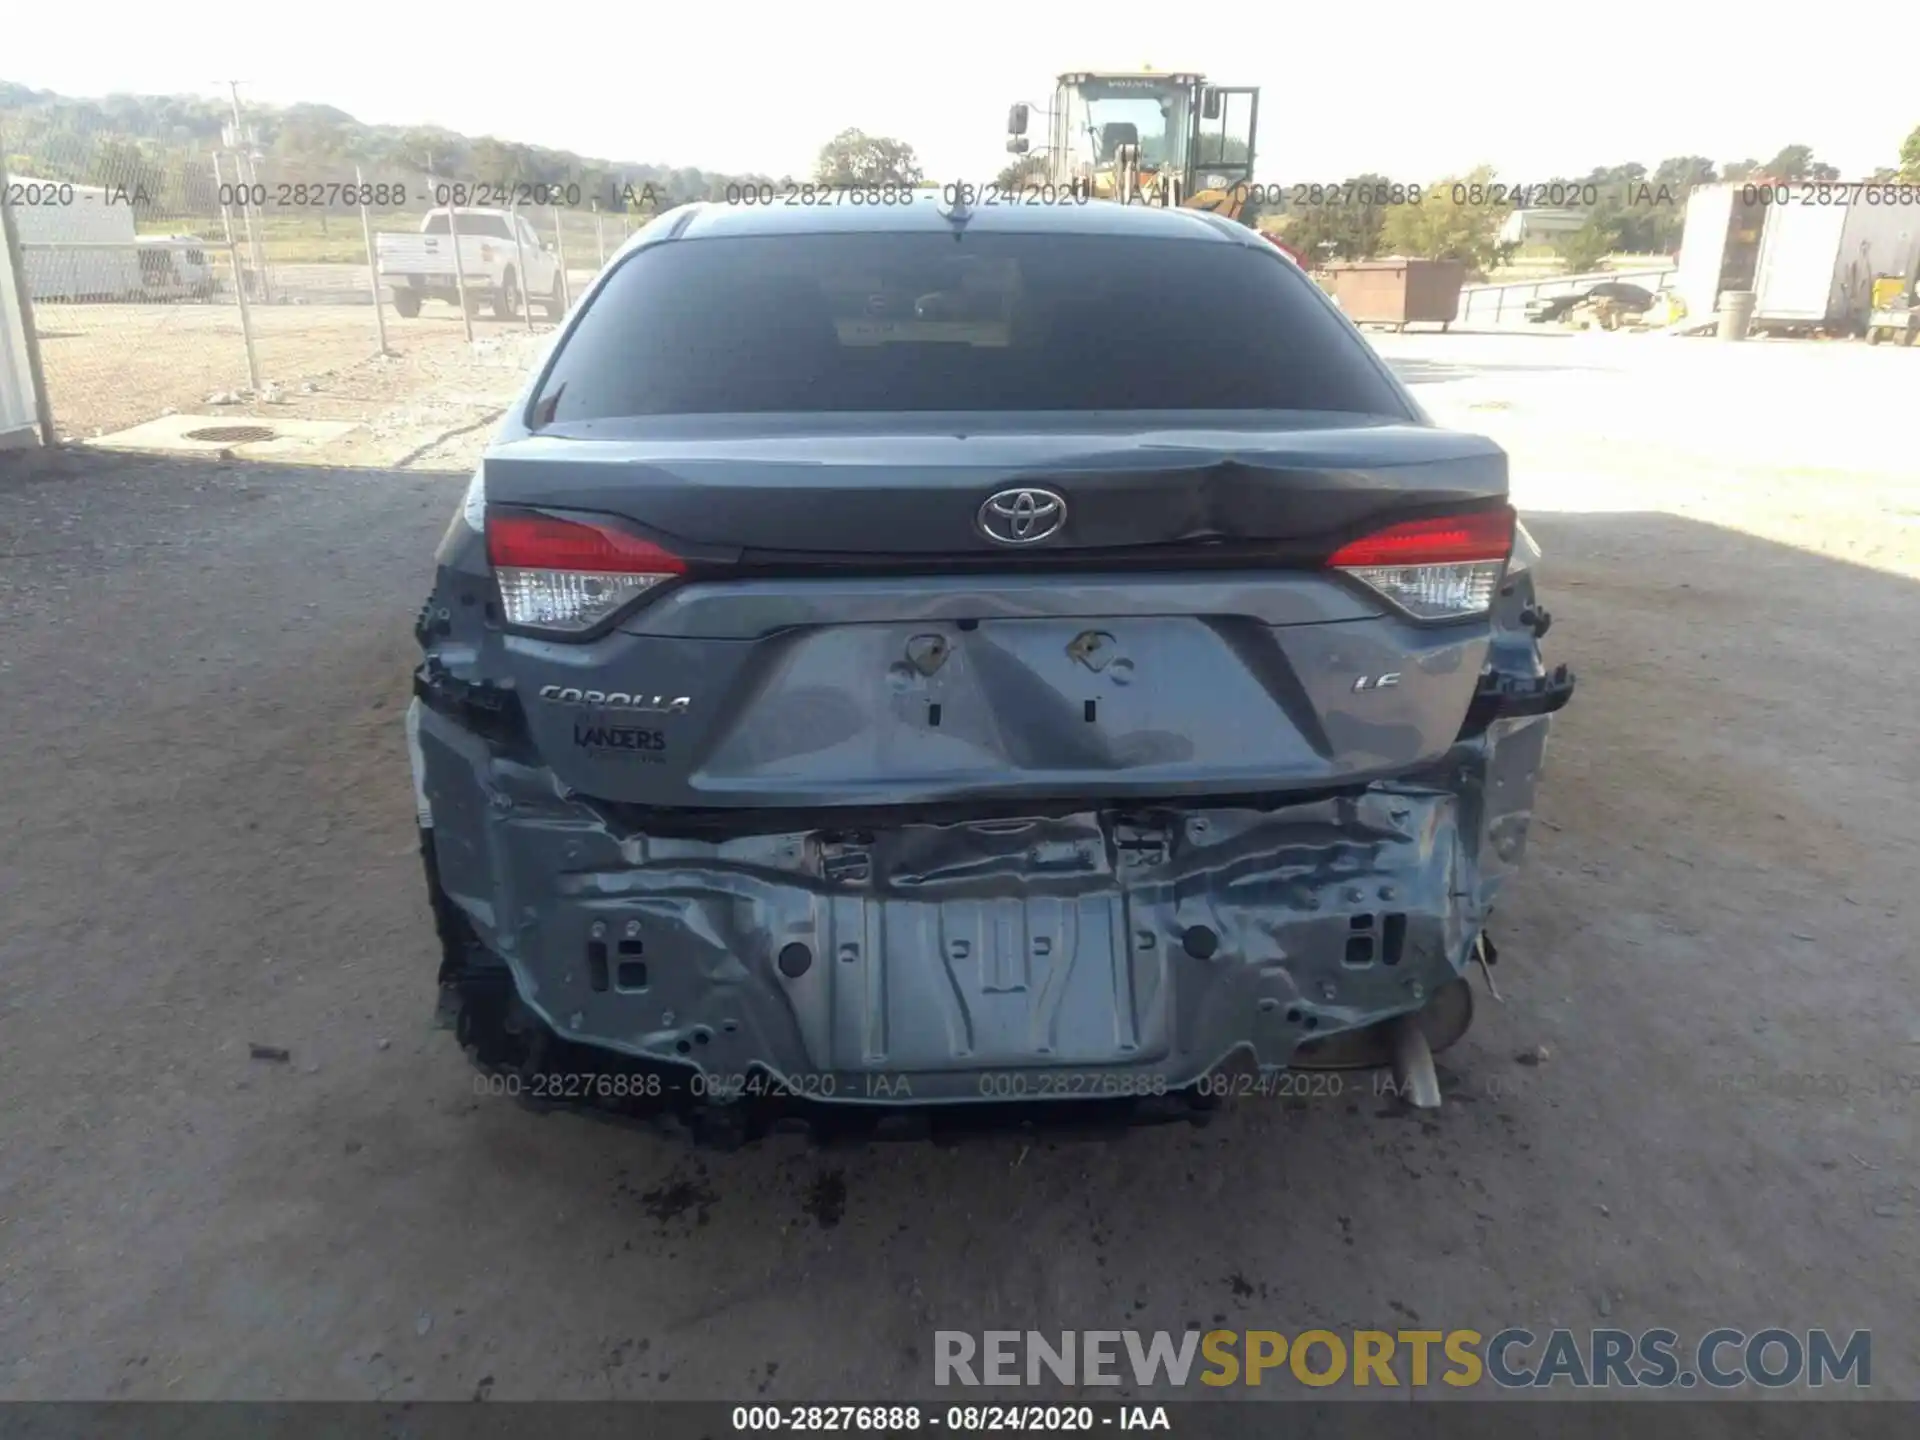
[1009,71,1259,209]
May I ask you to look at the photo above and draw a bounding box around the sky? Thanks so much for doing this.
[4,3,1910,185]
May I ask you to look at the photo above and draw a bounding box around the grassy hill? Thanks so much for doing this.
[1,79,786,221]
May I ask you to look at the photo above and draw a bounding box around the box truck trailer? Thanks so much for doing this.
[1753,194,1920,331]
[1675,180,1920,333]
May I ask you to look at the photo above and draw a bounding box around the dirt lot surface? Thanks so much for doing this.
[31,299,552,443]
[2,332,1916,1404]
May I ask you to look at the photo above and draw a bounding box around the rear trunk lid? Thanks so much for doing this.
[476,423,1511,812]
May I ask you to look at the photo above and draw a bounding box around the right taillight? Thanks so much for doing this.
[1327,506,1514,620]
[486,509,687,633]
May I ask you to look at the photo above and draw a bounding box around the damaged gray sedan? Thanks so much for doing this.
[407,194,1574,1143]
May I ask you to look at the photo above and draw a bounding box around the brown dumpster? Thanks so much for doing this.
[1320,258,1466,331]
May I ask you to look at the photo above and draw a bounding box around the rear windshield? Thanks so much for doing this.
[425,212,514,240]
[535,232,1410,420]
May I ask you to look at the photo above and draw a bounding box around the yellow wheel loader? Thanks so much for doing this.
[1005,70,1262,226]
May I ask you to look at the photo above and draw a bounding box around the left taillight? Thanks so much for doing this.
[485,509,687,633]
[1326,506,1514,620]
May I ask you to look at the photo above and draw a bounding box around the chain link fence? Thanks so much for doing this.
[3,106,650,442]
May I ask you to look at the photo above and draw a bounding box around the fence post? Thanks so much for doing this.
[230,152,268,302]
[249,165,272,303]
[225,84,272,304]
[356,165,389,355]
[228,238,263,392]
[0,150,59,446]
[594,205,606,267]
[551,204,571,311]
[212,152,263,391]
[439,180,475,344]
[508,201,533,334]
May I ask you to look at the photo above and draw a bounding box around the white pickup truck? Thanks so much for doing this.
[374,207,564,320]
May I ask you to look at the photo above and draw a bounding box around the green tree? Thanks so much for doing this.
[1652,156,1717,188]
[668,166,708,199]
[1545,164,1656,268]
[398,126,464,179]
[470,138,533,186]
[1378,167,1510,271]
[275,110,350,169]
[1899,125,1920,182]
[1555,211,1624,273]
[1280,173,1399,263]
[1564,162,1675,253]
[1732,145,1839,183]
[1635,156,1717,251]
[90,137,163,205]
[574,164,611,210]
[1762,144,1818,180]
[1577,162,1646,211]
[814,129,924,186]
[995,154,1048,190]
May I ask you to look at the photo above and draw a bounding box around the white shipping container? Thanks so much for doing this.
[1751,191,1920,327]
[1,223,40,446]
[1751,202,1850,322]
[1674,184,1738,322]
[10,178,141,301]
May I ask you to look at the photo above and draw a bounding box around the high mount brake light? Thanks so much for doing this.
[1328,507,1514,620]
[486,510,687,633]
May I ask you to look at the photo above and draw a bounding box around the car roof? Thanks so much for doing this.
[656,191,1257,245]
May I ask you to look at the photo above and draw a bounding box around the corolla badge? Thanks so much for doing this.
[538,685,690,715]
[977,487,1068,545]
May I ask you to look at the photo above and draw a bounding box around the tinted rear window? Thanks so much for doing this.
[425,212,513,240]
[536,232,1410,420]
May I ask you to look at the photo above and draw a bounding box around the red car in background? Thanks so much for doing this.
[1263,233,1307,267]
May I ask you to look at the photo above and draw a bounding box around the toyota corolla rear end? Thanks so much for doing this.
[407,198,1573,1140]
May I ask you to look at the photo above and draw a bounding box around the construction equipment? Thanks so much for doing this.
[1006,71,1261,225]
[1867,265,1920,345]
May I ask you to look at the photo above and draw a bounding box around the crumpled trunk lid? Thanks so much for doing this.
[477,420,1508,811]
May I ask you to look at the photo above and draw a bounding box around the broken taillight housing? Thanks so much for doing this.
[1327,506,1514,620]
[486,509,687,633]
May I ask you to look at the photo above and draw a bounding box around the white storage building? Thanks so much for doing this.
[10,177,142,302]
[1,215,43,447]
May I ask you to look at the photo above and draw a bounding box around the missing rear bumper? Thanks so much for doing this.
[439,961,1478,1145]
[415,702,1524,1107]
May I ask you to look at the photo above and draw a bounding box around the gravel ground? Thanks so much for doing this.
[1,333,1915,1404]
[31,301,552,443]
